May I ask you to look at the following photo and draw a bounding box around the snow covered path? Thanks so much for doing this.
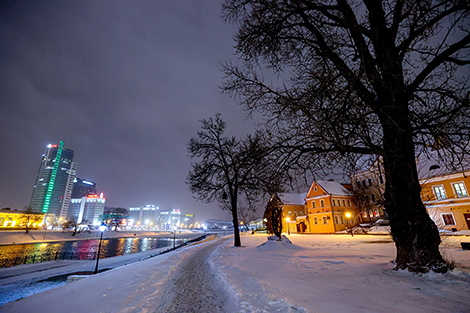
[1,233,469,313]
[152,239,233,313]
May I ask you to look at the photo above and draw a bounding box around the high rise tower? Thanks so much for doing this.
[29,141,77,218]
[71,177,97,198]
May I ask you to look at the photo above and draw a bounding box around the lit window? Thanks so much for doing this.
[453,183,468,198]
[441,213,456,226]
[433,185,447,200]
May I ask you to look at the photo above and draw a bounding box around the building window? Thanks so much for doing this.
[441,213,456,226]
[342,199,346,206]
[295,210,298,216]
[332,199,336,206]
[320,200,325,207]
[371,194,376,203]
[322,216,328,224]
[433,185,447,200]
[313,217,318,225]
[347,199,351,206]
[288,211,291,215]
[314,187,317,192]
[453,182,468,198]
[368,178,372,186]
[312,201,316,208]
[334,216,339,224]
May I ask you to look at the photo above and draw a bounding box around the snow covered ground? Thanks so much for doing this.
[1,233,469,312]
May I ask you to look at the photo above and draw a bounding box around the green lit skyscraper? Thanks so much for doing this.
[29,141,77,219]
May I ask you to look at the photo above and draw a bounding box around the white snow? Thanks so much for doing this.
[1,233,469,313]
[316,180,351,196]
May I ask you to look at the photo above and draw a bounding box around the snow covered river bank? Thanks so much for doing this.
[1,233,469,312]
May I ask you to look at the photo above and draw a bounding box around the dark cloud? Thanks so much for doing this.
[0,0,255,221]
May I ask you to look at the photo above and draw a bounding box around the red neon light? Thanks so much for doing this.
[87,194,106,200]
[51,145,58,148]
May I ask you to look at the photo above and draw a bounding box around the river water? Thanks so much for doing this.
[0,236,187,265]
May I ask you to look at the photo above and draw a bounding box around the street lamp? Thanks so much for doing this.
[345,212,353,237]
[94,223,107,274]
[172,226,177,249]
[286,217,291,235]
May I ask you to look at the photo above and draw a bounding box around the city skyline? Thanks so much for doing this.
[0,1,258,221]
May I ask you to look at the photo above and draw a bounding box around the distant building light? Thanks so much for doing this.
[83,180,94,185]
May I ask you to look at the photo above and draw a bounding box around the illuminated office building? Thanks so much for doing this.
[128,205,159,228]
[68,193,106,225]
[71,177,97,198]
[29,141,77,219]
[159,209,181,229]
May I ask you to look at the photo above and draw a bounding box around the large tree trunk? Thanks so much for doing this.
[381,105,447,273]
[231,200,241,247]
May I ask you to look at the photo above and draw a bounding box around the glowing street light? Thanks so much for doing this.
[94,223,107,274]
[345,212,353,237]
[286,217,291,235]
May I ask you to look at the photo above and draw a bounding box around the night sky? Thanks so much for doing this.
[0,1,257,221]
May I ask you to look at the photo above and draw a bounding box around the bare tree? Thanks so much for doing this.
[106,207,129,231]
[187,114,272,247]
[63,217,82,236]
[19,206,39,234]
[222,0,469,272]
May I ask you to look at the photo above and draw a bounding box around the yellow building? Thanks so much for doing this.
[306,180,360,234]
[0,210,45,230]
[279,193,308,234]
[421,170,470,231]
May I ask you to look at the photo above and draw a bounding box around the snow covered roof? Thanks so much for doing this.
[316,181,351,196]
[278,193,307,205]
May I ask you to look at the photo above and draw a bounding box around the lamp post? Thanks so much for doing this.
[345,212,353,237]
[286,217,290,235]
[94,223,107,274]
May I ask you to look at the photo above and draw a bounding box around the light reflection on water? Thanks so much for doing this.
[0,237,187,260]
